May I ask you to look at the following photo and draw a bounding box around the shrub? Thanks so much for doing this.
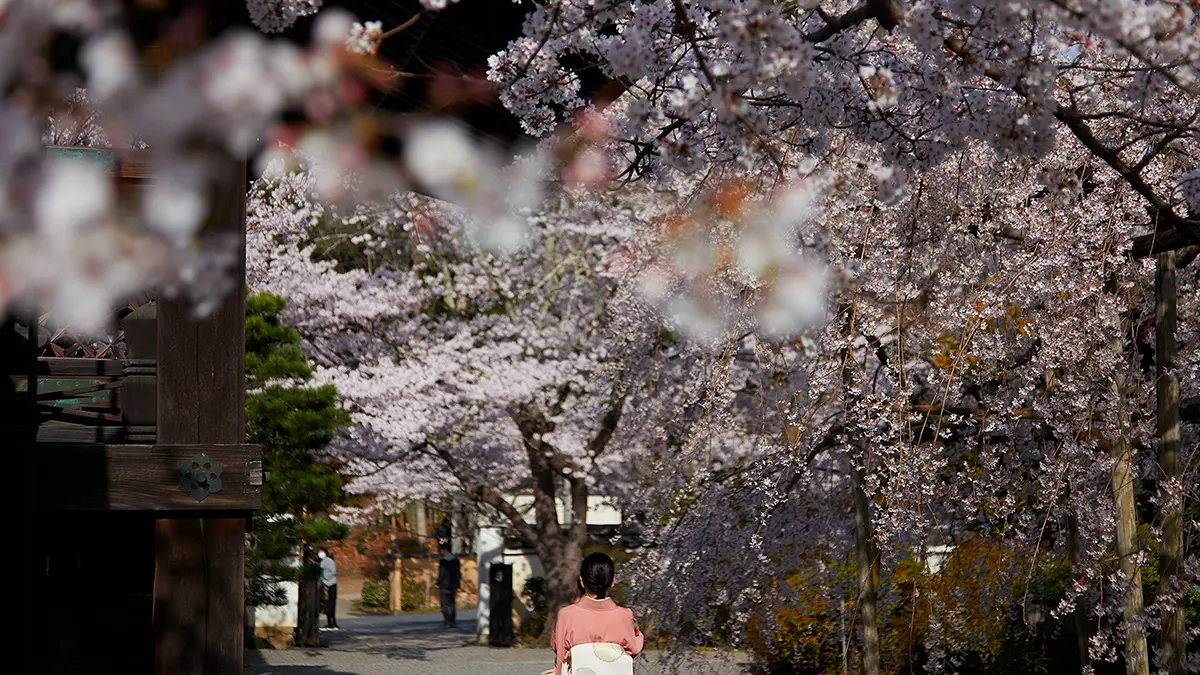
[520,576,549,641]
[745,580,844,675]
[361,578,390,609]
[402,574,427,611]
[745,538,1091,675]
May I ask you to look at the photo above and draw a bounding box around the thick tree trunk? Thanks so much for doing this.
[850,451,881,675]
[450,399,621,647]
[539,535,586,640]
[1113,377,1150,675]
[1155,250,1186,675]
[538,472,590,644]
[505,402,592,644]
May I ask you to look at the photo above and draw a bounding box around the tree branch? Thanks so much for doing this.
[942,36,1200,256]
[587,390,628,458]
[568,472,588,546]
[803,0,899,43]
[429,440,541,546]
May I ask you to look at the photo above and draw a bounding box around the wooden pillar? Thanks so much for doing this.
[1155,250,1185,675]
[416,499,428,550]
[1112,376,1150,675]
[7,315,40,672]
[153,158,248,675]
[390,557,404,612]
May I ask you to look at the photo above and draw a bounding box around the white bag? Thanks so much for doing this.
[565,642,634,675]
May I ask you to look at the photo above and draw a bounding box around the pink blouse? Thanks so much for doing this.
[552,596,644,674]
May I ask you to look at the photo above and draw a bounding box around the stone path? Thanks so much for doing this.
[246,610,752,675]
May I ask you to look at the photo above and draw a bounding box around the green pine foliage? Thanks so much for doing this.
[244,291,352,607]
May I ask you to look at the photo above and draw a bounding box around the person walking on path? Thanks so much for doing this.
[318,547,339,630]
[551,553,643,675]
[436,542,461,629]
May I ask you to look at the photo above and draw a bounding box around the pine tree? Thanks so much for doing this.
[244,291,351,609]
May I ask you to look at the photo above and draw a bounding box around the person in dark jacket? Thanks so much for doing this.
[436,542,461,629]
[434,517,452,550]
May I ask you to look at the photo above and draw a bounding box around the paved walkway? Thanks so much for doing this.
[246,610,752,675]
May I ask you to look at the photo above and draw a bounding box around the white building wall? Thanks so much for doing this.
[504,548,546,602]
[475,525,506,644]
[251,580,299,628]
[507,495,622,526]
[925,544,955,574]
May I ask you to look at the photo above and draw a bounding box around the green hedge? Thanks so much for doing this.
[361,578,390,609]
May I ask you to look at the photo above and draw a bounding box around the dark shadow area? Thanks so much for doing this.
[36,511,157,675]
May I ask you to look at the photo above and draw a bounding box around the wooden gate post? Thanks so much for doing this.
[390,556,404,612]
[152,157,248,675]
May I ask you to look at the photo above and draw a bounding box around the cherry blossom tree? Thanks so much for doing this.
[245,158,790,636]
[613,130,1200,674]
[477,3,1200,672]
[7,0,1200,670]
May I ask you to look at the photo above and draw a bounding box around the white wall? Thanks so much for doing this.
[250,515,300,630]
[252,580,299,628]
[925,544,955,574]
[475,525,506,644]
[504,548,546,603]
[507,495,622,526]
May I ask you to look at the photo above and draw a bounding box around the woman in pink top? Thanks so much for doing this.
[551,553,644,674]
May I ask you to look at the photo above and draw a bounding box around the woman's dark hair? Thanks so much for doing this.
[579,552,615,599]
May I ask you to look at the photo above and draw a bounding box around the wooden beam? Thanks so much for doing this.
[31,420,124,443]
[37,357,126,377]
[154,156,248,675]
[38,444,261,511]
[1131,228,1198,257]
[45,145,152,180]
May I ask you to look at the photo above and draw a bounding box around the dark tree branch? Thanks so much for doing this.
[587,390,628,458]
[803,0,899,43]
[568,473,588,546]
[942,36,1200,257]
[429,441,541,545]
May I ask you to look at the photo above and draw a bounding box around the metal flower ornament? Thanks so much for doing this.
[179,454,224,503]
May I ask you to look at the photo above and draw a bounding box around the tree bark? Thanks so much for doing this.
[850,450,881,675]
[1113,377,1150,675]
[1155,250,1186,675]
[527,470,589,644]
[536,527,586,641]
[838,299,880,675]
[506,401,599,643]
[1065,488,1090,669]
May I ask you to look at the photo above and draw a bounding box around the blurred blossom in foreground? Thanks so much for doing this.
[405,120,543,253]
[345,21,383,56]
[7,160,146,331]
[0,4,393,330]
[636,178,829,343]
